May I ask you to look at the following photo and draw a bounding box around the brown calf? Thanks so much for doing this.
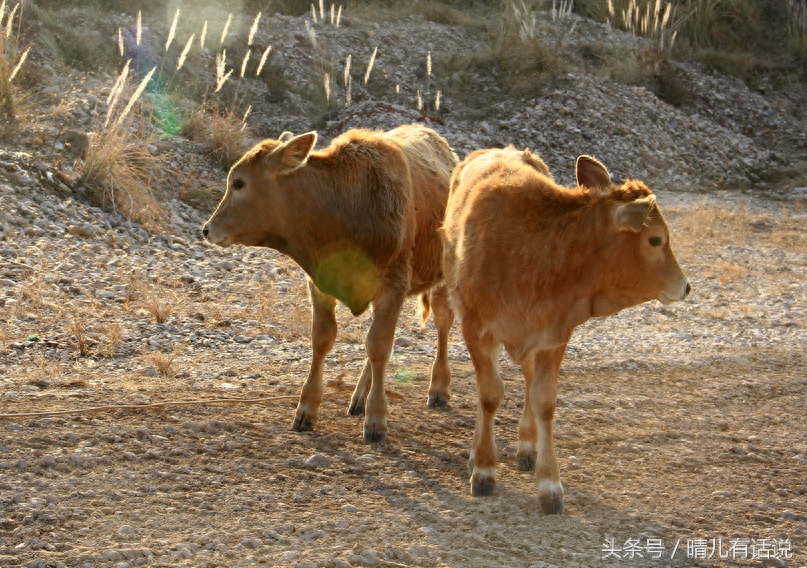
[203,125,458,442]
[442,147,690,513]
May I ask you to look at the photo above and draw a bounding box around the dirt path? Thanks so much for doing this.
[1,345,805,567]
[2,187,806,567]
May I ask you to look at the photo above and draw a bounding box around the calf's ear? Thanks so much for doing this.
[279,132,318,170]
[278,131,295,142]
[576,155,611,193]
[614,195,656,233]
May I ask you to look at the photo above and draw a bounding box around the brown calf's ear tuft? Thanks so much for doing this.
[279,132,318,170]
[614,195,656,233]
[278,131,295,142]
[576,155,611,193]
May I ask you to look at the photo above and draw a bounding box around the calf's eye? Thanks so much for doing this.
[232,178,245,190]
[648,236,662,247]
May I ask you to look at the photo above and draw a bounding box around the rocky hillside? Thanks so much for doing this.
[3,1,807,216]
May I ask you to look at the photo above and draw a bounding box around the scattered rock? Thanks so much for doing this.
[118,525,136,537]
[304,454,334,469]
[394,336,414,348]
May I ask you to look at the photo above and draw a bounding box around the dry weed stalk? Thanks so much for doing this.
[215,49,233,92]
[98,323,124,358]
[256,45,272,76]
[0,0,29,122]
[69,317,91,358]
[248,12,262,46]
[240,49,250,78]
[364,46,378,84]
[788,0,807,67]
[220,13,232,47]
[177,34,195,71]
[200,20,207,50]
[165,8,179,52]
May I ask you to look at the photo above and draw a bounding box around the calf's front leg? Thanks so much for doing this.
[520,346,566,514]
[292,280,337,432]
[361,283,407,443]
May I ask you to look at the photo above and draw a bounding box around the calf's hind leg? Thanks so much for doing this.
[347,360,371,416]
[465,322,503,496]
[516,351,539,472]
[427,285,454,408]
[292,280,337,432]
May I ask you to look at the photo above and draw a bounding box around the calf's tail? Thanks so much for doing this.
[418,292,431,327]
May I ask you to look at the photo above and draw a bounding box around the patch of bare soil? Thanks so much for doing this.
[1,342,805,567]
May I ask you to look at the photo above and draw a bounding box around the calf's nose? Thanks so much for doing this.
[685,282,692,297]
[202,225,209,239]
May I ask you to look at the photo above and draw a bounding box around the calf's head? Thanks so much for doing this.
[202,131,318,248]
[576,156,691,315]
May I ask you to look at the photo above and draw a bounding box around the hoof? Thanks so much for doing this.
[539,493,565,515]
[516,453,537,472]
[292,415,316,432]
[363,427,387,444]
[538,481,565,514]
[471,474,496,497]
[427,394,449,409]
[348,400,365,416]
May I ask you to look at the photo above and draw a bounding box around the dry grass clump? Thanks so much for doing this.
[495,0,575,76]
[676,0,762,52]
[145,293,176,325]
[440,0,575,101]
[79,125,165,230]
[605,0,677,56]
[141,278,185,324]
[72,7,276,222]
[591,0,783,90]
[145,344,183,377]
[183,105,253,171]
[77,61,166,229]
[97,323,124,358]
[596,0,678,90]
[412,2,482,27]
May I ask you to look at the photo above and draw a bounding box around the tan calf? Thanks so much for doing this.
[203,125,458,442]
[442,147,690,513]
